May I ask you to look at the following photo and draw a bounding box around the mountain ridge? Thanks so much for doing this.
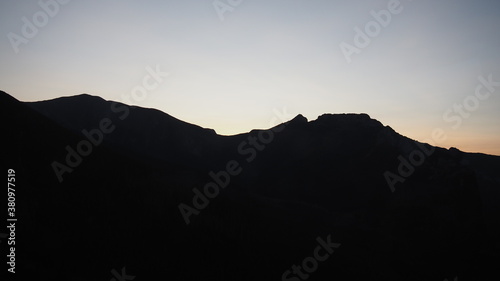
[14,91,499,157]
[2,90,500,280]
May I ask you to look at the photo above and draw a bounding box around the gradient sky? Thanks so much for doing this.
[1,0,499,155]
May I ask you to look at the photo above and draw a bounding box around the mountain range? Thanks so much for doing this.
[1,90,499,281]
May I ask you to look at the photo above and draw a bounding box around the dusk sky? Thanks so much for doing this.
[1,0,499,155]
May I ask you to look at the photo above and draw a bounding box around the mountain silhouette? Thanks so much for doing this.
[2,91,499,281]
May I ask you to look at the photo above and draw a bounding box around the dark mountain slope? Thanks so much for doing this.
[2,91,500,281]
[26,95,221,169]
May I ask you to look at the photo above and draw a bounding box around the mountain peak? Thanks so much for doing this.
[314,113,383,128]
[291,114,308,123]
[317,112,371,120]
[60,93,105,102]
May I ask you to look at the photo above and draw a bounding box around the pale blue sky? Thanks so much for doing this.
[1,0,499,154]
